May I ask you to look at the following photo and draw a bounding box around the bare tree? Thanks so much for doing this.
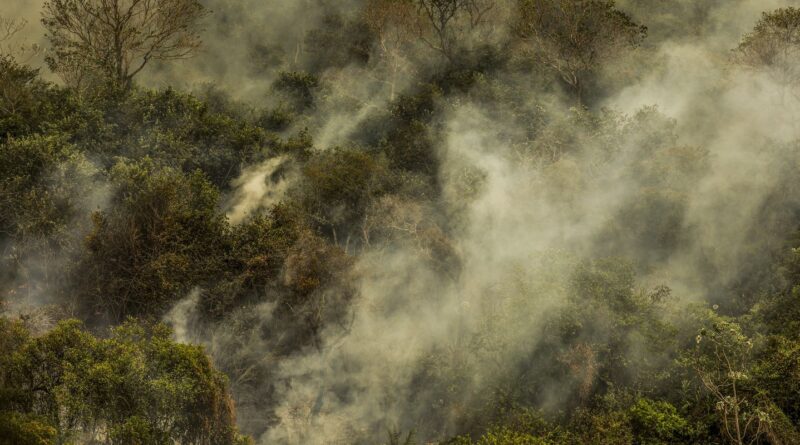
[0,17,26,46]
[0,17,44,63]
[41,0,209,90]
[515,0,646,105]
[415,0,498,62]
[363,0,419,100]
[0,17,46,120]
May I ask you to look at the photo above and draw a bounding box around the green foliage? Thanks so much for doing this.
[446,409,563,445]
[0,56,87,140]
[0,134,96,305]
[1,84,276,188]
[299,146,391,233]
[447,394,694,445]
[107,88,277,187]
[0,56,51,138]
[755,242,800,340]
[273,71,321,112]
[685,311,779,444]
[258,104,295,132]
[0,318,249,444]
[4,3,800,445]
[379,85,442,176]
[515,0,647,103]
[474,428,548,445]
[628,398,690,444]
[547,258,678,402]
[0,134,94,242]
[0,411,56,445]
[201,204,303,319]
[751,336,800,438]
[71,159,228,322]
[569,258,637,314]
[735,7,800,85]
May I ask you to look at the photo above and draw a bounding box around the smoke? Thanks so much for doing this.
[164,288,202,344]
[255,102,637,442]
[241,2,800,443]
[1,139,108,330]
[8,0,800,443]
[616,0,792,47]
[226,156,294,225]
[608,0,800,300]
[0,1,45,42]
[143,0,365,99]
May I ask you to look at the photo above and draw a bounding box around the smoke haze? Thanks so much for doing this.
[5,0,800,443]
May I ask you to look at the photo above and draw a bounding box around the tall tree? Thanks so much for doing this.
[735,7,800,91]
[515,0,646,105]
[415,0,498,63]
[41,0,208,90]
[689,315,773,445]
[363,0,419,100]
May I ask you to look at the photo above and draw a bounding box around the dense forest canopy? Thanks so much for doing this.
[3,1,800,444]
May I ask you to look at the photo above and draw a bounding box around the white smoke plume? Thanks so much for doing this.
[226,155,294,225]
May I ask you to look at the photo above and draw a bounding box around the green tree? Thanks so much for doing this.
[299,146,390,238]
[0,57,42,136]
[735,7,800,90]
[0,57,75,138]
[70,159,227,323]
[0,134,93,243]
[0,412,56,445]
[628,398,691,444]
[0,318,251,444]
[201,204,304,320]
[0,135,96,307]
[116,88,275,187]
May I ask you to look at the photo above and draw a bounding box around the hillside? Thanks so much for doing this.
[3,1,800,444]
